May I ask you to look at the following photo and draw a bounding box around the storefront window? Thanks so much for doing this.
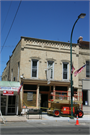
[23,85,37,108]
[39,86,49,91]
[23,91,36,107]
[1,94,6,115]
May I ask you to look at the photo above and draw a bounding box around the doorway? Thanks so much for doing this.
[8,96,16,114]
[41,94,48,112]
[83,90,88,105]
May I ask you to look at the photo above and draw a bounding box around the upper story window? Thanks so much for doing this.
[11,69,13,81]
[31,60,38,78]
[62,62,69,80]
[86,61,90,77]
[17,62,20,81]
[47,61,54,79]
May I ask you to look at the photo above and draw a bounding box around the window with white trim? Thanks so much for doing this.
[86,61,90,77]
[31,60,38,78]
[62,62,69,80]
[47,61,54,79]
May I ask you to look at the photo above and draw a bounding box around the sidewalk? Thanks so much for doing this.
[0,114,48,122]
[0,114,90,123]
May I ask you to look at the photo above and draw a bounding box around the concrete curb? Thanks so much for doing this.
[0,114,90,123]
[26,119,90,123]
[2,118,89,123]
[0,120,27,123]
[0,119,90,123]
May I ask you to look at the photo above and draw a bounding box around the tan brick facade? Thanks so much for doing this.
[2,36,90,114]
[2,41,21,82]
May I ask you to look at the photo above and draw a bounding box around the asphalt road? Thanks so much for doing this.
[1,126,89,135]
[0,121,90,135]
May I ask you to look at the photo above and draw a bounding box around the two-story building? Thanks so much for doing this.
[2,36,90,114]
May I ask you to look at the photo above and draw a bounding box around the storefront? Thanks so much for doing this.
[21,79,70,113]
[0,81,20,115]
[82,79,90,114]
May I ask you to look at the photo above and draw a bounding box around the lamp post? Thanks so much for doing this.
[70,13,86,119]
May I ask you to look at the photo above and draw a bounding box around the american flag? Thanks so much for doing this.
[71,65,75,74]
[17,83,23,95]
[74,64,86,77]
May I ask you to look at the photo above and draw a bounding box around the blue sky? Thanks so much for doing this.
[0,0,89,80]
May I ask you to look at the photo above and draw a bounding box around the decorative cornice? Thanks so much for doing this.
[26,44,42,47]
[79,51,90,55]
[21,36,77,50]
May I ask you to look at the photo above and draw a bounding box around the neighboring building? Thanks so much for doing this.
[0,81,20,115]
[2,36,90,114]
[78,36,90,114]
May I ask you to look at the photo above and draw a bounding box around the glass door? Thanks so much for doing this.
[8,96,16,114]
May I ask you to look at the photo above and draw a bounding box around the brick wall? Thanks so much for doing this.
[2,37,90,89]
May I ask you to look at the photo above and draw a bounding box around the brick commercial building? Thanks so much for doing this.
[1,36,90,114]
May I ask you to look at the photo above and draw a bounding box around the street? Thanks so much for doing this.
[0,121,89,135]
[1,126,89,135]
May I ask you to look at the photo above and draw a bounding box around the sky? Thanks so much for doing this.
[0,0,90,80]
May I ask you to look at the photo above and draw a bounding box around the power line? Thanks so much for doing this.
[1,0,12,33]
[1,0,22,53]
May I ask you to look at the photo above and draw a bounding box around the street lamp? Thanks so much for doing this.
[70,13,86,119]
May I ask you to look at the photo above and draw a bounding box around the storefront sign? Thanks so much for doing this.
[0,87,18,91]
[0,87,11,89]
[3,90,14,95]
[27,92,33,101]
